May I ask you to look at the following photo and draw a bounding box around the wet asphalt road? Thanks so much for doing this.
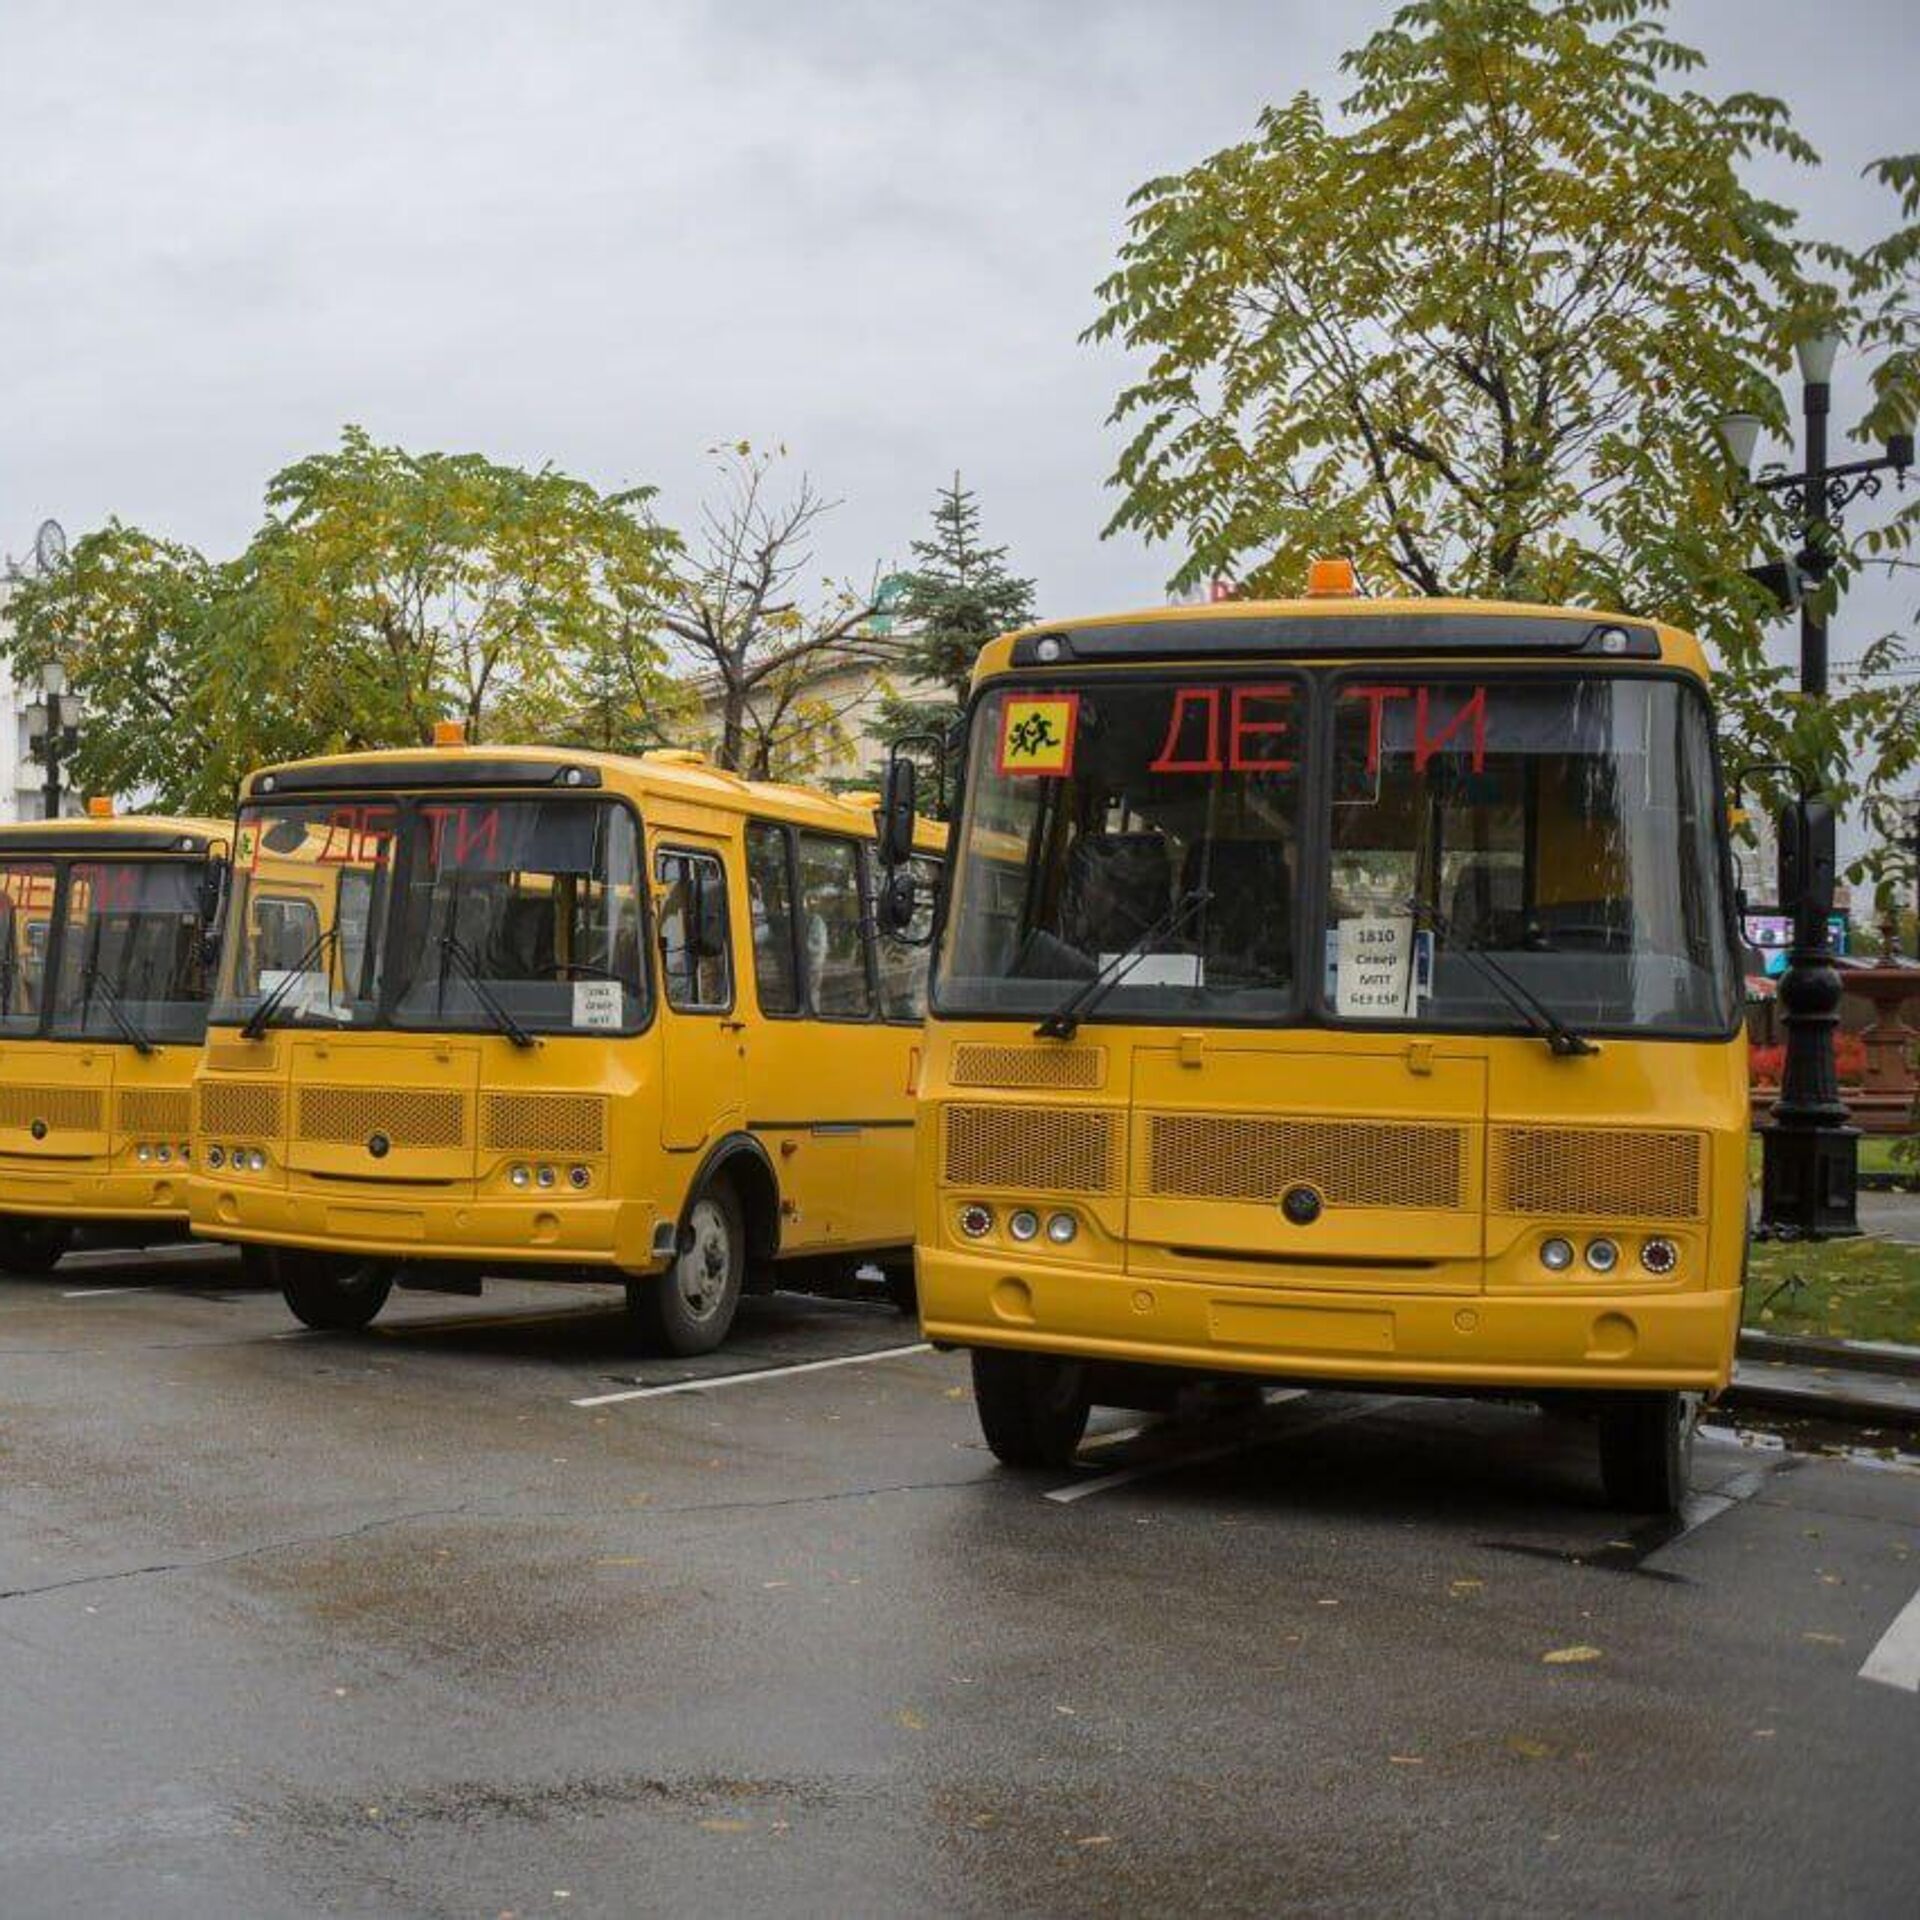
[2,1249,1917,1918]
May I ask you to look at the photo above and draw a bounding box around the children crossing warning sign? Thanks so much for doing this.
[995,694,1079,777]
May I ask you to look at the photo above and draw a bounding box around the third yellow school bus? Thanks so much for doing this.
[189,739,939,1351]
[889,568,1747,1510]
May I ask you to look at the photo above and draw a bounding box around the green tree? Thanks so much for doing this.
[2,522,234,813]
[1086,0,1917,885]
[225,426,682,751]
[870,475,1036,811]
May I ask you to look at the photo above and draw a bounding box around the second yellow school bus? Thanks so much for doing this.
[188,739,940,1351]
[879,569,1749,1511]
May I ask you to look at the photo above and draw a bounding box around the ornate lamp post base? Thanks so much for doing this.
[1759,1123,1861,1240]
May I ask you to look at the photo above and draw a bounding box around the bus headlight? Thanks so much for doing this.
[1640,1236,1679,1276]
[958,1203,993,1239]
[246,1149,267,1173]
[136,1143,153,1164]
[1007,1208,1040,1242]
[1584,1236,1619,1273]
[568,1165,591,1190]
[1539,1236,1574,1272]
[536,1165,557,1189]
[155,1144,172,1164]
[206,1145,225,1169]
[1045,1211,1078,1245]
[509,1164,531,1189]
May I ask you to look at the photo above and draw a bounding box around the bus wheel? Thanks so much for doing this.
[0,1218,73,1275]
[1596,1390,1696,1514]
[971,1348,1091,1469]
[278,1250,395,1332]
[629,1181,744,1356]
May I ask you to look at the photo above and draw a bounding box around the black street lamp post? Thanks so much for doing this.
[24,660,77,823]
[1717,331,1914,1239]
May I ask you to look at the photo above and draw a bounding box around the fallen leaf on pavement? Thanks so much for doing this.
[1541,1645,1604,1665]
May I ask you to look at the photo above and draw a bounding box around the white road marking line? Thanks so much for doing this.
[1859,1586,1920,1693]
[571,1342,932,1408]
[61,1286,143,1298]
[1046,1391,1378,1506]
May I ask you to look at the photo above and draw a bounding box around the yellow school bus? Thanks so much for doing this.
[877,566,1748,1510]
[0,807,229,1274]
[188,738,941,1352]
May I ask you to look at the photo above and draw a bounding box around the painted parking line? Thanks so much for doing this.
[61,1287,144,1299]
[572,1341,932,1408]
[1860,1586,1920,1693]
[1044,1392,1400,1505]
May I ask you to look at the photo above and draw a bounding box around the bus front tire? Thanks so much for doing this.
[278,1251,395,1332]
[971,1348,1091,1469]
[0,1218,73,1275]
[1596,1390,1695,1514]
[628,1181,745,1357]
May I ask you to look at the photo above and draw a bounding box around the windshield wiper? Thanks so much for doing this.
[437,935,538,1050]
[79,965,156,1056]
[1035,889,1212,1041]
[242,927,337,1040]
[1404,899,1596,1057]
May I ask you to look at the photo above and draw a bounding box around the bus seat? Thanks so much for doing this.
[1181,840,1292,983]
[1057,833,1174,956]
[1448,860,1522,948]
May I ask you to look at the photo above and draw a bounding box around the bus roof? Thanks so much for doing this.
[0,814,229,857]
[240,745,940,847]
[973,594,1709,684]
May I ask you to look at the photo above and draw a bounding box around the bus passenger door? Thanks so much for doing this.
[652,844,746,1151]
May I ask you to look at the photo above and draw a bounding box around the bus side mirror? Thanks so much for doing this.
[878,754,917,869]
[1777,796,1836,937]
[876,866,918,939]
[693,868,728,960]
[199,856,230,927]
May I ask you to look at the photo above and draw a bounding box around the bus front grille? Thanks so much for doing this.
[296,1088,467,1148]
[1492,1125,1705,1221]
[1145,1114,1467,1211]
[950,1044,1105,1091]
[198,1081,285,1141]
[942,1104,1119,1194]
[118,1089,191,1138]
[0,1085,106,1133]
[481,1093,607,1156]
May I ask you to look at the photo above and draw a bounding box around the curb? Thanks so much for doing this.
[1726,1358,1920,1429]
[1737,1329,1920,1380]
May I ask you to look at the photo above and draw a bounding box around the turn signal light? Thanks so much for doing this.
[432,719,467,748]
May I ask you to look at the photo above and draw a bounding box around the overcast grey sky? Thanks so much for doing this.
[2,0,1914,668]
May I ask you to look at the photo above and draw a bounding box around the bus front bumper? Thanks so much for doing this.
[187,1180,665,1273]
[0,1162,193,1224]
[917,1247,1741,1393]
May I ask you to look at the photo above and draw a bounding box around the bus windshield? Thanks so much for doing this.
[935,672,1738,1038]
[51,861,213,1044]
[212,797,648,1035]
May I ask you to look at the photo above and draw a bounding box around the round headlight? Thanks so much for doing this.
[1585,1236,1619,1273]
[136,1143,153,1164]
[1007,1208,1040,1242]
[206,1145,225,1169]
[1539,1235,1575,1272]
[155,1144,172,1164]
[536,1165,557,1189]
[247,1149,266,1173]
[1640,1236,1679,1276]
[958,1203,994,1239]
[1035,636,1063,663]
[509,1164,531,1189]
[569,1165,590,1190]
[1045,1212,1078,1245]
[179,1144,192,1163]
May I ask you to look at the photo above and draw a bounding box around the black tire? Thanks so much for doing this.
[1597,1390,1696,1513]
[0,1217,73,1276]
[237,1245,278,1290]
[971,1348,1092,1469]
[627,1180,745,1357]
[278,1249,395,1332]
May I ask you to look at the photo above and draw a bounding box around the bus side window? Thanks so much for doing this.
[745,822,800,1016]
[655,850,732,1013]
[796,832,873,1020]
